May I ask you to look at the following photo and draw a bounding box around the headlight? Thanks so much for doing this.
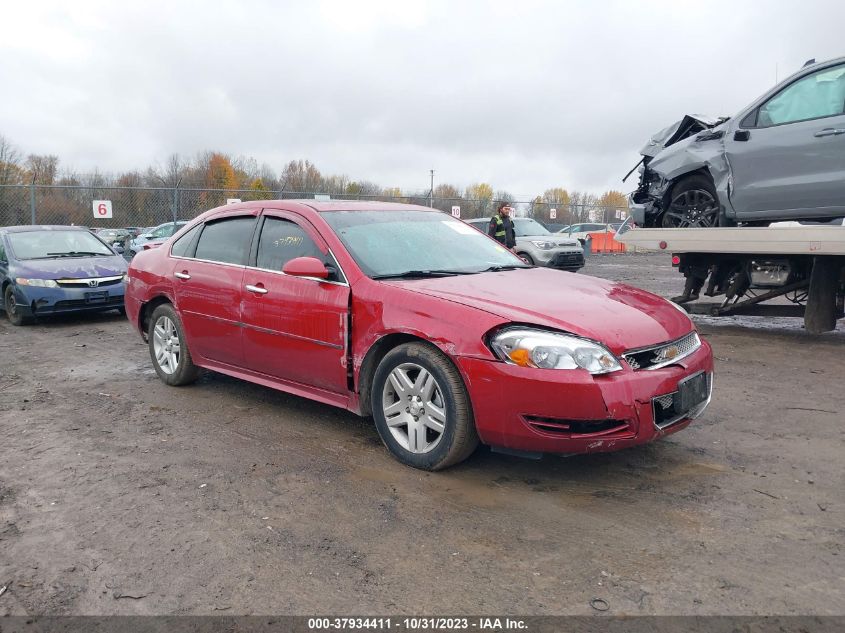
[530,240,555,250]
[490,328,622,374]
[16,278,58,288]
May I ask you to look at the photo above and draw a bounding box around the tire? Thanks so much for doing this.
[519,252,535,266]
[661,175,721,228]
[4,286,31,326]
[148,303,199,386]
[371,342,479,470]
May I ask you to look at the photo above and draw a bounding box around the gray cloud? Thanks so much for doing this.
[2,0,843,198]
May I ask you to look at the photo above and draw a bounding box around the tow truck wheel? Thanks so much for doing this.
[662,176,720,228]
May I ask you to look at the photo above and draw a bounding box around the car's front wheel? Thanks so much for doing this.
[661,175,721,228]
[371,342,479,470]
[148,303,199,386]
[518,252,535,266]
[4,286,31,326]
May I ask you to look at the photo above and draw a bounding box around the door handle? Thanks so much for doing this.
[174,271,191,280]
[814,128,845,137]
[245,284,268,295]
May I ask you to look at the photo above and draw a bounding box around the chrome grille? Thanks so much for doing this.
[623,331,701,371]
[56,275,124,288]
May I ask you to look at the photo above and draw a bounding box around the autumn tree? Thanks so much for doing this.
[464,182,493,218]
[26,154,59,185]
[280,159,322,193]
[598,190,629,222]
[346,180,383,198]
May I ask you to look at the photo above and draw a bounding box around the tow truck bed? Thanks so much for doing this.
[616,227,845,333]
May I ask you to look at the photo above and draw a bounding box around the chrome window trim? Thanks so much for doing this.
[169,255,246,270]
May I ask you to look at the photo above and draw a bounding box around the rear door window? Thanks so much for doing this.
[195,217,257,265]
[170,224,201,258]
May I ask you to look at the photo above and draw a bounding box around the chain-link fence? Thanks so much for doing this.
[0,184,628,229]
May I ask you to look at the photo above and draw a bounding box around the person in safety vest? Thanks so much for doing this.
[487,203,516,250]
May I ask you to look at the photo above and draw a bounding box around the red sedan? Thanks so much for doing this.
[126,201,713,470]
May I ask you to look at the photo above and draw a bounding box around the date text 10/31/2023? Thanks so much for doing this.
[307,617,528,630]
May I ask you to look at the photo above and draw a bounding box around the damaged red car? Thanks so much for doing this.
[125,201,713,470]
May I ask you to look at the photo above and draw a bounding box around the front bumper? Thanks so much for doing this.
[534,248,585,270]
[12,283,125,317]
[456,339,713,454]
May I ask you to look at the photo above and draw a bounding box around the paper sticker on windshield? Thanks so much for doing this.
[442,221,477,235]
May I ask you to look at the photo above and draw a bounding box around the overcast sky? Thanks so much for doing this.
[2,0,844,199]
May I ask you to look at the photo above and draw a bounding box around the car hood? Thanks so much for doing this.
[639,113,728,158]
[386,268,693,354]
[13,255,127,279]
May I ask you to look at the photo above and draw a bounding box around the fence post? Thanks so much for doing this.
[29,182,36,225]
[172,186,178,223]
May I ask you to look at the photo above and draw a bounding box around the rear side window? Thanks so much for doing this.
[256,218,324,271]
[0,239,6,261]
[170,224,201,258]
[195,217,256,265]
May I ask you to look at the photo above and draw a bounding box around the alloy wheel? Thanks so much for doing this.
[663,189,719,228]
[152,315,181,374]
[381,362,447,454]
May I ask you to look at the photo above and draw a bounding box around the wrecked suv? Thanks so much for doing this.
[629,56,845,228]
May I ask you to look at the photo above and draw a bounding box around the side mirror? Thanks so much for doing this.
[140,233,152,239]
[282,256,329,279]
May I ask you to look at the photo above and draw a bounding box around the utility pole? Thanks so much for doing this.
[429,169,434,208]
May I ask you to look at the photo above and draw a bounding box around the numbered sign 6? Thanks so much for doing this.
[93,200,113,219]
[451,205,461,218]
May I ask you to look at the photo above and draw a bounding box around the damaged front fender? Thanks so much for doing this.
[630,114,733,227]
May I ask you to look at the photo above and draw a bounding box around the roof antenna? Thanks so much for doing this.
[802,58,816,68]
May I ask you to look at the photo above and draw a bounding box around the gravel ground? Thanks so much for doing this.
[0,253,842,616]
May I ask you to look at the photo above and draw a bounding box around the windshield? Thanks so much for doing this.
[513,218,551,237]
[8,230,114,259]
[322,210,527,277]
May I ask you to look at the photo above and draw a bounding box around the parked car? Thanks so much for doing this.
[95,228,132,249]
[630,56,845,228]
[557,223,617,245]
[465,217,584,271]
[128,221,188,256]
[126,201,713,470]
[0,225,128,325]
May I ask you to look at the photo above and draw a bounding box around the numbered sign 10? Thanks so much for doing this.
[93,200,113,219]
[451,205,461,218]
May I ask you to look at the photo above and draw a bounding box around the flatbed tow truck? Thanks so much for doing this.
[616,226,845,334]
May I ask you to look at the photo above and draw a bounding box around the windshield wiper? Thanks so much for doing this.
[372,269,477,280]
[478,264,528,272]
[45,251,109,258]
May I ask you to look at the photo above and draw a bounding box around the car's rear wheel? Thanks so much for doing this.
[4,286,31,326]
[661,175,721,228]
[148,303,199,386]
[371,342,478,470]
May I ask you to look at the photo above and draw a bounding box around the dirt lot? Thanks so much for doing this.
[0,253,842,616]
